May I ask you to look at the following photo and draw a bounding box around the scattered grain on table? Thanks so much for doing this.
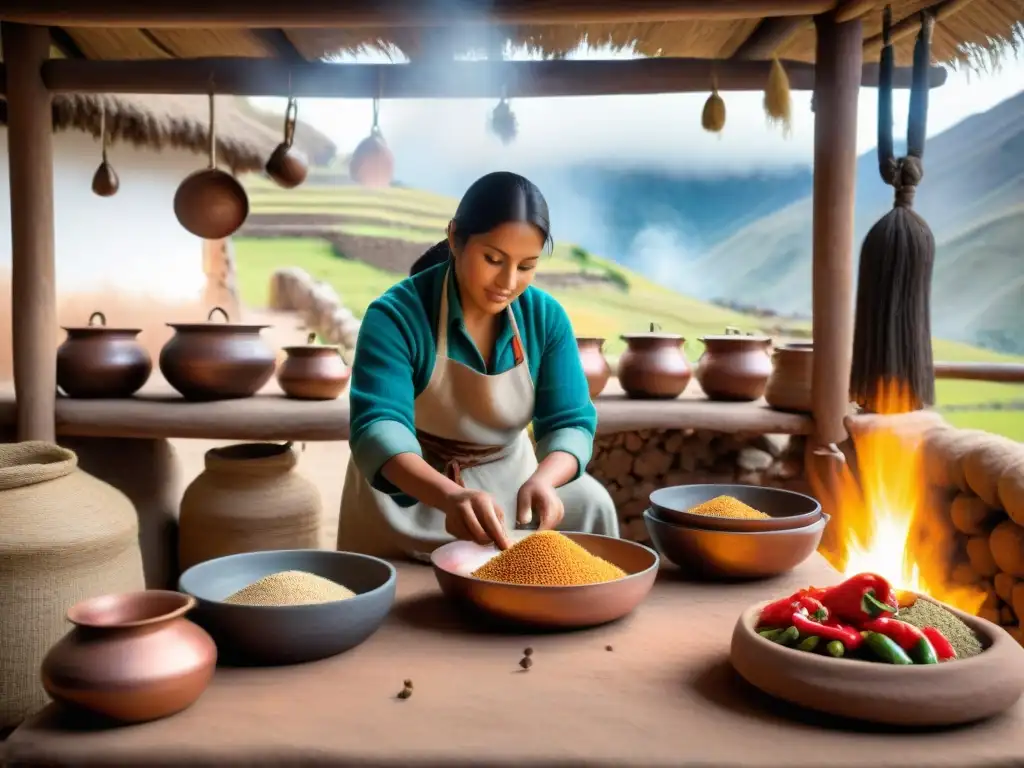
[471,531,626,586]
[898,598,984,660]
[686,495,770,520]
[224,570,356,606]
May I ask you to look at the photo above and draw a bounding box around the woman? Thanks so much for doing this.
[337,171,618,559]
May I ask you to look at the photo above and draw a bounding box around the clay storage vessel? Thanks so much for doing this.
[56,311,152,398]
[276,332,351,401]
[159,306,276,400]
[617,324,691,399]
[576,337,611,399]
[695,327,773,402]
[765,342,814,413]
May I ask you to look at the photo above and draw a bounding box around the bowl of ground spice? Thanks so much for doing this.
[178,549,396,665]
[650,484,822,532]
[430,531,659,629]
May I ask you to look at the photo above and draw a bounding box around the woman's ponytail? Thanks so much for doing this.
[409,240,452,276]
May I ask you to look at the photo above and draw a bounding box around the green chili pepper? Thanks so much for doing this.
[771,626,800,646]
[759,628,783,640]
[826,640,845,658]
[863,631,914,664]
[796,635,820,652]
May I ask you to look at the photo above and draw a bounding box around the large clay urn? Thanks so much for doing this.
[765,342,814,413]
[277,332,351,400]
[576,337,611,399]
[617,324,691,400]
[56,311,152,398]
[695,327,773,402]
[41,590,216,723]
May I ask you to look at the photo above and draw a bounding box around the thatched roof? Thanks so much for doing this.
[45,1,1024,69]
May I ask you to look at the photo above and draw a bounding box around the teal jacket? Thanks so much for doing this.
[349,261,596,506]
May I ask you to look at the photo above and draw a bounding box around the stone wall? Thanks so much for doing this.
[587,429,809,543]
[268,267,361,355]
[922,428,1024,643]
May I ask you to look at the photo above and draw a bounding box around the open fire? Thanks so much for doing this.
[811,381,987,616]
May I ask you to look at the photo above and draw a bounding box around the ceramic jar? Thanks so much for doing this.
[765,342,814,413]
[41,590,216,723]
[276,332,351,400]
[617,324,691,400]
[177,442,322,571]
[159,306,276,401]
[695,327,773,402]
[576,337,611,399]
[0,442,145,729]
[56,311,152,398]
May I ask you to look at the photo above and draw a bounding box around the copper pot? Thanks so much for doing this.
[56,311,152,398]
[91,101,119,197]
[265,97,309,189]
[277,332,351,400]
[350,124,394,189]
[765,342,814,413]
[41,590,216,723]
[159,306,276,401]
[618,324,691,400]
[577,337,611,399]
[174,92,249,239]
[695,327,773,402]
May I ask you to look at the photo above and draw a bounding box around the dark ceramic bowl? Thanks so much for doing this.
[643,508,829,579]
[431,531,659,629]
[178,549,396,666]
[649,483,822,532]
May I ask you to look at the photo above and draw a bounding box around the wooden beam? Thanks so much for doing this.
[251,29,307,62]
[834,0,876,23]
[48,26,85,58]
[731,16,810,59]
[0,0,839,28]
[2,23,57,442]
[40,56,946,98]
[810,13,862,449]
[863,0,978,55]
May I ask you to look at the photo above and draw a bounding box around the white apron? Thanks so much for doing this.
[337,268,619,561]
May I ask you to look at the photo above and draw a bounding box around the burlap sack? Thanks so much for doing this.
[998,461,1024,527]
[989,520,1024,579]
[0,441,145,729]
[962,436,1024,508]
[929,429,992,492]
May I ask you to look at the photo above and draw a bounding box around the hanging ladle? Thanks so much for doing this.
[91,100,119,197]
[265,96,308,189]
[173,90,250,240]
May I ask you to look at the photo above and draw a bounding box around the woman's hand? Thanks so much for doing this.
[516,478,564,531]
[441,488,511,550]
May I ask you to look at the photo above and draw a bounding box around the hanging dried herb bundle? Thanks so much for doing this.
[763,58,792,136]
[490,97,518,145]
[702,75,726,133]
[850,9,937,413]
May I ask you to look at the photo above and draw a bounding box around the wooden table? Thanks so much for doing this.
[8,556,1021,768]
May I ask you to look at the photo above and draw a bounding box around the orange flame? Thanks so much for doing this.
[811,380,986,615]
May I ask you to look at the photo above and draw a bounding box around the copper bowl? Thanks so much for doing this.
[649,484,822,532]
[276,332,351,401]
[731,596,1024,726]
[431,532,659,629]
[644,508,829,579]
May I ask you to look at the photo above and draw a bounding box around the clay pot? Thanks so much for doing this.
[159,306,276,401]
[695,327,773,402]
[765,342,814,414]
[41,590,216,723]
[277,332,351,401]
[91,161,119,197]
[349,126,394,188]
[577,337,611,399]
[618,324,691,400]
[265,97,309,189]
[56,311,153,398]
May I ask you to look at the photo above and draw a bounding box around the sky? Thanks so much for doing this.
[252,46,1024,177]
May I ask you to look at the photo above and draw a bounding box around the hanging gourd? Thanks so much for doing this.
[489,86,518,145]
[701,72,726,133]
[850,8,937,413]
[91,100,119,197]
[763,58,792,136]
[349,88,394,188]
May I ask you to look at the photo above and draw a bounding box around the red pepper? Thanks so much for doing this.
[758,590,828,628]
[820,573,897,624]
[921,626,957,661]
[862,618,939,664]
[791,612,863,649]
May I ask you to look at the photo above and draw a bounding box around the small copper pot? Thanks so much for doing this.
[618,324,691,400]
[577,337,611,399]
[695,327,773,402]
[765,342,814,413]
[41,590,216,723]
[265,97,309,189]
[56,311,152,398]
[277,332,351,400]
[159,306,276,401]
[349,125,394,189]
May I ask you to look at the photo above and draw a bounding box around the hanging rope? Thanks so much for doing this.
[849,7,937,413]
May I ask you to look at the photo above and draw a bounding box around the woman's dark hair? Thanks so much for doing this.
[409,171,552,276]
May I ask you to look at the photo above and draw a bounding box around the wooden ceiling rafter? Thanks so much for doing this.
[250,29,307,62]
[138,29,180,58]
[862,0,980,54]
[48,27,85,58]
[730,16,810,59]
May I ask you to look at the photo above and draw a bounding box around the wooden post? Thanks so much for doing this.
[3,23,57,442]
[810,13,862,450]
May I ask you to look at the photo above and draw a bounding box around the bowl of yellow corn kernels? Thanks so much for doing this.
[649,484,822,532]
